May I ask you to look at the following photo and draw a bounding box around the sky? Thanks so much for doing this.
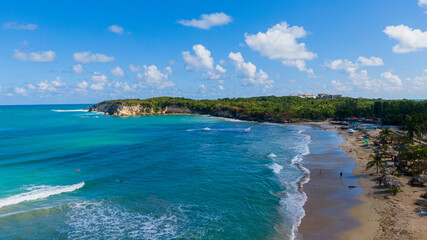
[0,0,427,105]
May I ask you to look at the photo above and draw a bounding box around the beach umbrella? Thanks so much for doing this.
[396,145,409,152]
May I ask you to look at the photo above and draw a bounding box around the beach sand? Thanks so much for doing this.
[298,122,426,240]
[298,126,361,240]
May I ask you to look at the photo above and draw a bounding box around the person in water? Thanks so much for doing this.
[340,172,343,178]
[319,169,323,175]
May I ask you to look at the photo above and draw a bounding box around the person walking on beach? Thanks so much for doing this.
[340,172,343,178]
[320,169,323,175]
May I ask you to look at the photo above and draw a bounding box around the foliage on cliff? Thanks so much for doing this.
[92,96,427,125]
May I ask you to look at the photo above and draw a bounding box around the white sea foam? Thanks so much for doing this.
[244,127,251,132]
[268,163,283,174]
[287,128,311,240]
[52,109,89,112]
[202,127,211,131]
[0,182,85,209]
[267,153,277,158]
[65,201,182,240]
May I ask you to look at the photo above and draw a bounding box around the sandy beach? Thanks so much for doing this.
[299,122,426,240]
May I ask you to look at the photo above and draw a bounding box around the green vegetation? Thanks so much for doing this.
[366,153,386,174]
[93,96,427,125]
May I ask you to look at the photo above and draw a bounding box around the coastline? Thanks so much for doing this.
[297,122,426,240]
[75,109,427,239]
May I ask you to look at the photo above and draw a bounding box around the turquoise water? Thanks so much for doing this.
[0,105,311,240]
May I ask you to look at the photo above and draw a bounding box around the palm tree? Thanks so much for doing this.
[404,115,426,143]
[379,127,392,142]
[366,153,385,174]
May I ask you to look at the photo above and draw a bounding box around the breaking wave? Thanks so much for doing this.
[0,182,85,209]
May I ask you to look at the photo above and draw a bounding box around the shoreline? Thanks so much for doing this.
[297,125,361,240]
[75,111,426,239]
[298,122,426,240]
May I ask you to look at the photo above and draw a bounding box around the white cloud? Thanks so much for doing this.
[282,60,316,78]
[351,70,402,92]
[218,85,224,91]
[199,84,206,90]
[244,22,317,76]
[419,0,427,11]
[27,84,36,90]
[245,22,317,61]
[408,69,427,88]
[326,59,358,73]
[178,12,232,30]
[182,44,226,80]
[110,66,125,77]
[325,56,384,73]
[38,78,65,92]
[13,49,56,62]
[357,56,384,66]
[383,25,427,53]
[90,72,108,90]
[137,65,175,89]
[182,44,214,71]
[77,80,88,90]
[72,64,85,74]
[3,22,38,30]
[73,51,115,63]
[108,25,125,34]
[113,81,133,92]
[14,87,27,96]
[229,52,273,88]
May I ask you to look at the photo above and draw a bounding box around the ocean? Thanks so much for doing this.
[0,104,312,240]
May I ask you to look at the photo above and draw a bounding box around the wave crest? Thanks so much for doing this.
[0,182,85,209]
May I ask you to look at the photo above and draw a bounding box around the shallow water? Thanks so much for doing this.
[0,105,311,239]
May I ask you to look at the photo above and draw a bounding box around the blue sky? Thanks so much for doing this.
[1,0,426,104]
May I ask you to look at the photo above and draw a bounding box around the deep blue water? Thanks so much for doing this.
[0,105,311,240]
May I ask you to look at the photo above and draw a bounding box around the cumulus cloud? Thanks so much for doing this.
[112,81,133,92]
[73,51,115,63]
[12,49,56,62]
[419,0,427,11]
[90,72,108,90]
[244,22,317,76]
[110,66,125,77]
[350,70,402,92]
[72,64,85,74]
[3,22,38,30]
[228,52,273,88]
[14,87,28,96]
[182,44,214,71]
[76,80,89,90]
[38,77,65,92]
[178,12,232,30]
[408,69,427,88]
[136,65,175,89]
[325,56,384,73]
[245,22,317,60]
[357,56,384,66]
[383,25,427,53]
[182,44,226,80]
[108,25,125,34]
[282,60,316,77]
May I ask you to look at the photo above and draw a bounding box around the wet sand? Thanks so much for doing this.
[298,126,361,240]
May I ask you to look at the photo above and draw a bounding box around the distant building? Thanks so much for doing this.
[317,93,342,99]
[290,94,317,99]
